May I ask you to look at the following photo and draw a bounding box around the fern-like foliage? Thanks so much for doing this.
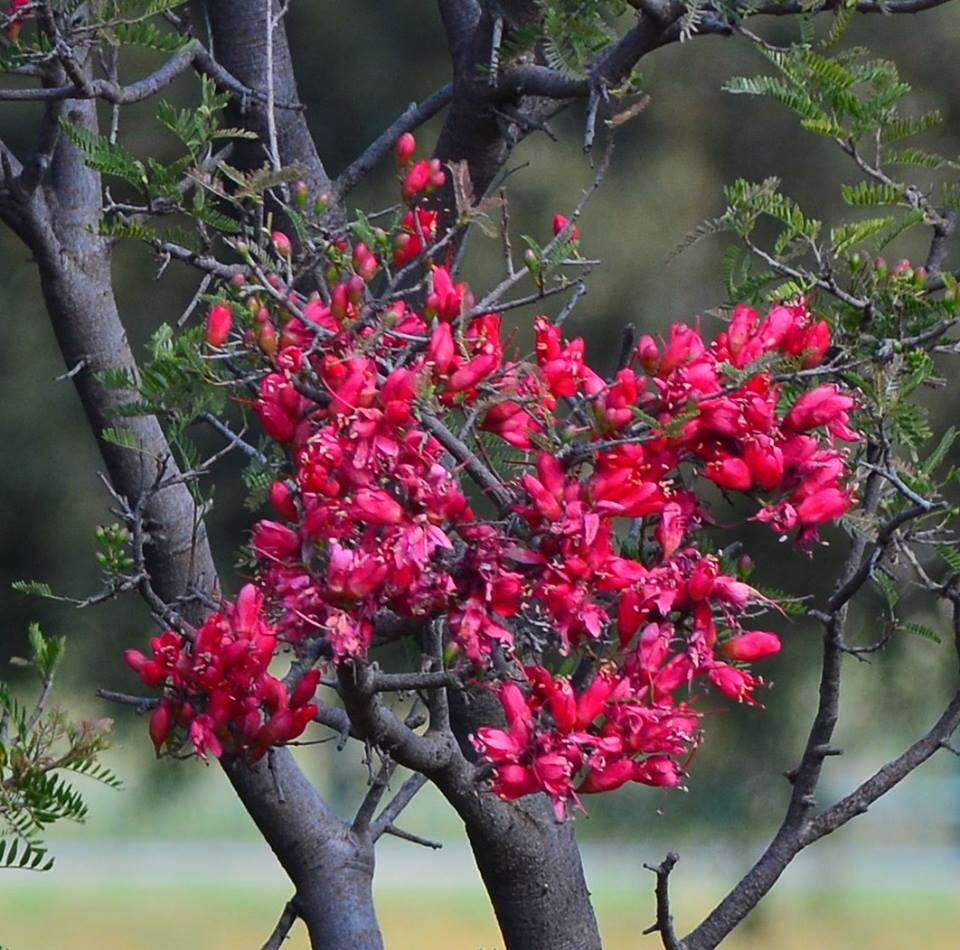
[537,1,628,76]
[1,626,118,872]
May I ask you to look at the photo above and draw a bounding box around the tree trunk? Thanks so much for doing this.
[3,85,381,950]
[459,792,602,950]
[224,750,384,950]
[205,0,337,208]
[441,688,602,950]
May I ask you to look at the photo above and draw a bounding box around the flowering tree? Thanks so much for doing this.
[2,2,960,948]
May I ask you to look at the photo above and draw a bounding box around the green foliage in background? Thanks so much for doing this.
[0,625,119,872]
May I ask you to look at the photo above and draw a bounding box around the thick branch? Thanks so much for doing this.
[337,661,457,776]
[2,48,380,950]
[224,750,383,949]
[205,0,336,210]
[335,84,454,197]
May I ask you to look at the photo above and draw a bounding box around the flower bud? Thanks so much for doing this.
[252,520,300,561]
[205,303,233,347]
[635,335,660,373]
[257,320,279,358]
[271,231,293,258]
[552,214,580,242]
[149,702,173,757]
[347,274,365,305]
[721,631,781,662]
[396,132,416,167]
[290,669,322,709]
[123,649,147,674]
[331,282,349,322]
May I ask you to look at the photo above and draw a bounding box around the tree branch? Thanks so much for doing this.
[643,853,682,950]
[0,39,303,107]
[335,84,454,197]
[381,823,443,849]
[1,38,381,948]
[261,897,299,950]
[337,661,458,776]
[419,410,513,512]
[370,772,431,840]
[675,474,956,950]
[752,0,955,13]
[205,0,336,212]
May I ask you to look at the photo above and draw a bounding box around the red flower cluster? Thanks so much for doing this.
[475,670,695,819]
[5,0,30,40]
[123,134,857,807]
[123,585,318,760]
[254,378,474,657]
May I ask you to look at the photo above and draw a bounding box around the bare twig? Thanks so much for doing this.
[381,824,443,849]
[96,689,159,714]
[371,772,431,840]
[0,39,304,109]
[419,411,513,512]
[643,852,683,950]
[261,897,299,950]
[336,85,454,196]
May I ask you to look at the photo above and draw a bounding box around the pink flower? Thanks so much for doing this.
[396,132,416,166]
[744,439,784,491]
[148,701,173,757]
[353,488,404,525]
[795,487,851,526]
[269,481,298,521]
[709,665,760,704]
[785,385,858,442]
[271,231,293,257]
[253,520,300,561]
[552,214,580,242]
[205,304,233,346]
[721,631,781,662]
[706,456,753,492]
[655,502,686,560]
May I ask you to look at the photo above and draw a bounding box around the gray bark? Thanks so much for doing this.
[0,63,379,950]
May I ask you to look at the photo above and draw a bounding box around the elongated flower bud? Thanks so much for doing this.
[205,304,232,347]
[396,132,416,166]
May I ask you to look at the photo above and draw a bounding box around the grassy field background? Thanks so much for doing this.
[4,878,960,949]
[4,826,960,950]
[3,748,960,949]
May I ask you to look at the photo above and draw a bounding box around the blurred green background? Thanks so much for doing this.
[2,3,960,947]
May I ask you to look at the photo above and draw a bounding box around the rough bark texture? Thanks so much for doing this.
[457,794,602,950]
[443,688,602,950]
[224,750,384,950]
[0,76,378,950]
[205,0,336,202]
[26,96,221,617]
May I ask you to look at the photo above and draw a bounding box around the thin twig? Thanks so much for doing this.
[643,852,683,950]
[261,897,299,950]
